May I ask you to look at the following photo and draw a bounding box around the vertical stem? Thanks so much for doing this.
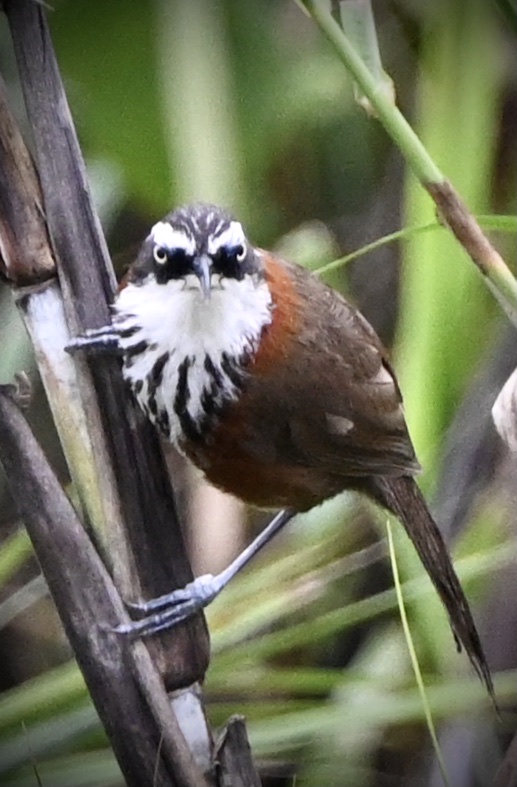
[156,0,246,209]
[393,0,503,669]
[396,0,502,470]
[301,0,444,182]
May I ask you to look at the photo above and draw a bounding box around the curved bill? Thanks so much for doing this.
[192,254,212,301]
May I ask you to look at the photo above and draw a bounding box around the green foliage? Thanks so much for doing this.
[1,0,515,785]
[397,0,505,468]
[49,0,171,212]
[0,529,32,588]
[387,519,451,787]
[1,514,516,784]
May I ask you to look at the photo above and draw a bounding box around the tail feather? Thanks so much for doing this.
[374,475,494,702]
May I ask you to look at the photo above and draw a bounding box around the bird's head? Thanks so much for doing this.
[128,203,263,300]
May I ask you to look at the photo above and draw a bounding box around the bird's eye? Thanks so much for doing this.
[153,245,168,265]
[235,244,246,262]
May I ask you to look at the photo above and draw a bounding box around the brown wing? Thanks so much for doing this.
[240,257,420,480]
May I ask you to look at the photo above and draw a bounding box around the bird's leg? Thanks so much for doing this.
[114,508,296,637]
[66,325,121,355]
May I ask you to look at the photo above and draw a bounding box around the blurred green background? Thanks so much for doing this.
[0,1,516,785]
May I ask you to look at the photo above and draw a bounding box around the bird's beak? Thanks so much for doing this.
[192,254,212,301]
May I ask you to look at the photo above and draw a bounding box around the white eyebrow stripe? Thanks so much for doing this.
[211,218,225,236]
[150,222,196,255]
[208,221,246,254]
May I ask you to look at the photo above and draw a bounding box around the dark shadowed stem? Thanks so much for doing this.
[0,387,209,787]
[3,0,209,688]
[0,0,265,780]
[214,717,262,787]
[0,0,224,782]
[493,730,517,787]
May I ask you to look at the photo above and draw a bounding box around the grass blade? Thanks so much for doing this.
[386,518,452,787]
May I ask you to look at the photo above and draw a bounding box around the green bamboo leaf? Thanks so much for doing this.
[315,214,517,276]
[0,529,32,589]
[0,662,87,737]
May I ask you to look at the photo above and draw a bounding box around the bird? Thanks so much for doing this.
[69,202,493,698]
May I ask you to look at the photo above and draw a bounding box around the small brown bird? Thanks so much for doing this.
[70,203,493,696]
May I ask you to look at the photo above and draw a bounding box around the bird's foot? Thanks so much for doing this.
[112,574,222,637]
[110,509,295,638]
[66,326,121,355]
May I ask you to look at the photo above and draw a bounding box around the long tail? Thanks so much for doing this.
[374,475,494,701]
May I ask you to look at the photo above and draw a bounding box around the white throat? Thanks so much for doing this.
[113,274,273,445]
